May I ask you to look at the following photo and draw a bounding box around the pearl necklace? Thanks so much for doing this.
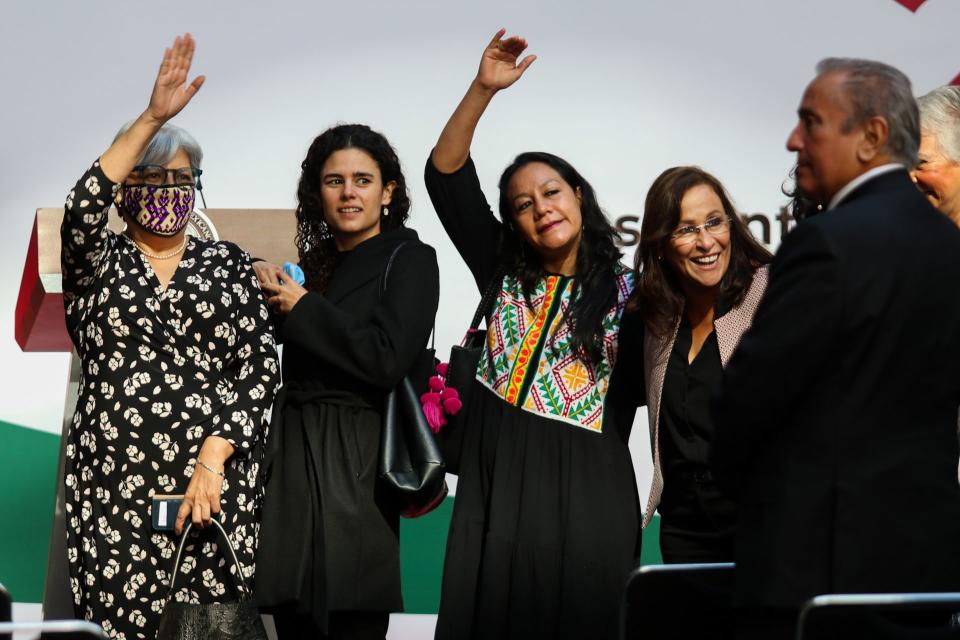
[131,234,189,260]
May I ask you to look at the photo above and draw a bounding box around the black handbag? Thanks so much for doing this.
[377,243,448,518]
[156,519,267,640]
[438,271,503,475]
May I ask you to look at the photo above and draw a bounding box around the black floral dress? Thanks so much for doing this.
[60,160,280,639]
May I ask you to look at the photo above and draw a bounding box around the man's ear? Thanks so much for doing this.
[858,115,890,163]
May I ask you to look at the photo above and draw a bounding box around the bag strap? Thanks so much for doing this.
[382,241,436,349]
[467,270,504,332]
[380,241,410,295]
[166,518,252,599]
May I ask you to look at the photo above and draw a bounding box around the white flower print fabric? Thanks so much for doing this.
[60,160,280,639]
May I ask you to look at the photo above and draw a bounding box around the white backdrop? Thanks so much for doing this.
[2,0,958,634]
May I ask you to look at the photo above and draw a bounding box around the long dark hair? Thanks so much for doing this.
[630,166,772,338]
[295,124,411,292]
[497,152,623,364]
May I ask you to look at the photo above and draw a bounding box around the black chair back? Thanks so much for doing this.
[797,593,960,640]
[0,584,9,623]
[0,621,106,639]
[621,562,735,640]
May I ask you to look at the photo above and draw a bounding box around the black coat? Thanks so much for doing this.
[712,169,960,609]
[255,228,440,628]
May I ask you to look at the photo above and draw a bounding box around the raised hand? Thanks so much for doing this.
[476,28,536,93]
[98,34,205,183]
[145,33,205,124]
[431,28,537,173]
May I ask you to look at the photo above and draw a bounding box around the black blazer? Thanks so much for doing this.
[712,169,960,609]
[282,227,439,393]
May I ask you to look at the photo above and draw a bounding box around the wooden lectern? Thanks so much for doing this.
[15,207,297,618]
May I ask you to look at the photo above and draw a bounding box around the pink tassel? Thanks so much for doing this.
[419,363,463,429]
[420,392,441,405]
[440,387,459,401]
[443,397,463,415]
[423,402,447,433]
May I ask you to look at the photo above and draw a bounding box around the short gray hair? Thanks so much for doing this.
[113,121,203,168]
[917,86,960,163]
[816,57,920,167]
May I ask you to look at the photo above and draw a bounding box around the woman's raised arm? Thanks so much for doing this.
[61,34,205,305]
[431,29,535,173]
[100,33,205,183]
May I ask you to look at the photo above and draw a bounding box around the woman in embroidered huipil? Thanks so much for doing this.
[60,35,279,638]
[424,31,643,640]
[630,167,771,564]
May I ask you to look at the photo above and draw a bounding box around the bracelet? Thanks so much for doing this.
[196,460,225,478]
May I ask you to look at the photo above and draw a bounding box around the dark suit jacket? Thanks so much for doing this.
[712,169,960,609]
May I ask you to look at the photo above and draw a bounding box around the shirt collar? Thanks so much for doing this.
[826,163,904,211]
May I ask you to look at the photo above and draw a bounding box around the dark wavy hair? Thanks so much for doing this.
[629,166,772,338]
[296,124,411,292]
[782,164,822,221]
[497,152,623,364]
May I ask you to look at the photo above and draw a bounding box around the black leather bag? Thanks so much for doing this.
[377,243,447,518]
[156,519,267,640]
[438,272,502,474]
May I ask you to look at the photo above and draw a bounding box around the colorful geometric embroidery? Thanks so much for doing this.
[478,265,635,432]
[504,275,566,405]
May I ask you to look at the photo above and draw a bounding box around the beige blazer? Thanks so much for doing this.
[641,266,768,527]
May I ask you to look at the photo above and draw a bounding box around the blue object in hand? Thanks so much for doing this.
[283,262,305,286]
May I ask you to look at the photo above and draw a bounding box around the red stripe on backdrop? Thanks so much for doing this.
[14,220,41,350]
[951,72,960,86]
[892,0,927,10]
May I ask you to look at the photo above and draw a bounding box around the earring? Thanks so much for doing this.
[382,206,389,217]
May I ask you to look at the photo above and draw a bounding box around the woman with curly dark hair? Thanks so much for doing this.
[630,166,771,564]
[424,30,644,640]
[253,123,439,640]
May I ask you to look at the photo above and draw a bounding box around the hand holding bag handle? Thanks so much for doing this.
[377,242,448,517]
[156,518,268,640]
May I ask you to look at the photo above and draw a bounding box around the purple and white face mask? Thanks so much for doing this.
[118,184,195,236]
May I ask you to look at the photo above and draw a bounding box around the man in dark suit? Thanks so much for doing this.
[712,58,960,638]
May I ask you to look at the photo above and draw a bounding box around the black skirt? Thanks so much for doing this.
[255,385,402,632]
[435,383,641,640]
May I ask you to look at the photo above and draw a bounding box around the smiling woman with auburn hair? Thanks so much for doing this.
[630,165,770,563]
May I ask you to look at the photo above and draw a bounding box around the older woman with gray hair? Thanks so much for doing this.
[914,85,960,225]
[60,33,279,637]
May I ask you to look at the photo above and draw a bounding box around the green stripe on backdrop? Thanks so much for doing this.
[0,421,665,611]
[0,420,59,603]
